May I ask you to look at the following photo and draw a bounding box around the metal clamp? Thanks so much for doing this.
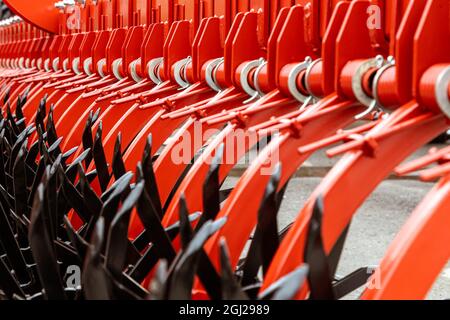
[62,58,69,71]
[288,56,313,103]
[205,57,224,92]
[436,66,450,119]
[96,58,106,77]
[173,56,192,89]
[52,57,60,72]
[253,59,268,97]
[352,55,386,120]
[240,58,265,103]
[112,58,124,80]
[129,58,143,83]
[83,57,93,75]
[44,58,51,72]
[147,57,164,85]
[304,58,322,100]
[72,57,82,74]
[372,56,395,110]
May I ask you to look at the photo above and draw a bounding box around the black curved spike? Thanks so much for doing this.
[81,111,94,167]
[219,238,248,300]
[65,148,91,182]
[106,181,144,278]
[0,191,30,284]
[241,163,282,286]
[112,132,126,180]
[13,144,30,219]
[179,194,193,250]
[82,217,112,300]
[63,216,88,261]
[35,97,47,134]
[99,172,132,233]
[198,143,224,230]
[93,121,110,192]
[167,218,226,300]
[258,265,309,300]
[147,260,169,300]
[46,105,59,147]
[304,195,335,300]
[142,134,162,218]
[136,183,176,264]
[29,184,67,300]
[3,86,10,105]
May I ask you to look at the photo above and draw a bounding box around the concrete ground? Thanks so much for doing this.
[224,143,450,300]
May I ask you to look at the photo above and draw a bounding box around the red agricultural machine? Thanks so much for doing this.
[0,0,448,300]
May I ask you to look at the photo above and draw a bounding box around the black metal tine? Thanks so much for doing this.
[62,146,78,163]
[15,95,25,124]
[58,166,92,224]
[29,184,67,300]
[63,216,88,261]
[219,238,248,300]
[240,163,281,286]
[46,157,62,242]
[35,97,47,134]
[0,194,31,284]
[304,195,335,300]
[3,86,10,105]
[65,148,91,182]
[0,256,26,299]
[167,218,226,300]
[13,143,30,219]
[106,181,144,279]
[15,117,26,133]
[28,155,46,207]
[48,137,63,159]
[112,132,126,180]
[81,111,94,168]
[147,260,169,300]
[97,172,133,238]
[0,130,7,187]
[258,164,282,275]
[46,105,59,147]
[82,217,113,300]
[93,121,111,192]
[136,181,176,264]
[128,213,201,283]
[25,140,40,173]
[5,102,20,138]
[258,265,309,300]
[92,108,101,124]
[179,194,193,250]
[198,143,224,231]
[142,134,162,218]
[100,171,133,202]
[78,165,103,221]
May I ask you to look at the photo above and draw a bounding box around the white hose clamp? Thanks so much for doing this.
[18,57,25,69]
[112,58,124,80]
[288,56,313,103]
[240,58,265,103]
[253,59,267,97]
[129,58,143,83]
[352,55,386,120]
[147,57,163,85]
[52,57,60,72]
[44,58,51,72]
[205,57,224,92]
[435,66,450,119]
[62,58,70,71]
[83,57,93,75]
[173,56,192,89]
[72,57,82,74]
[304,58,322,100]
[96,58,106,77]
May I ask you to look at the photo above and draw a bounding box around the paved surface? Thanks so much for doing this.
[223,142,450,300]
